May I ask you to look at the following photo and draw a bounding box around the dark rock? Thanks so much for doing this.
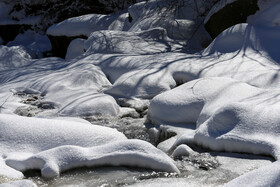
[0,24,31,44]
[204,0,259,38]
[47,35,87,58]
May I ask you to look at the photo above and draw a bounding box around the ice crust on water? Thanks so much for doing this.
[0,114,178,179]
[0,180,37,187]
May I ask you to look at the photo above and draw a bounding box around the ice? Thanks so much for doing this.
[0,180,37,187]
[0,114,178,179]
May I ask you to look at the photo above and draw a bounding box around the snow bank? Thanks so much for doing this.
[149,77,280,159]
[0,114,179,178]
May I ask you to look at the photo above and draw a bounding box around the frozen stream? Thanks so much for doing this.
[2,115,273,186]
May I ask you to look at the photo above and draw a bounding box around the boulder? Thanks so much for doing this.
[204,0,259,38]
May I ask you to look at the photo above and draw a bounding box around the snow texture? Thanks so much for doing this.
[224,161,280,187]
[0,114,178,178]
[7,30,51,58]
[65,38,85,60]
[149,77,280,159]
[47,14,118,37]
[0,0,280,185]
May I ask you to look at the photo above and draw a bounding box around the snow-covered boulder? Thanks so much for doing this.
[149,77,280,159]
[7,30,51,58]
[65,38,85,60]
[0,45,32,71]
[128,0,212,49]
[46,14,118,58]
[0,114,179,179]
[85,28,182,55]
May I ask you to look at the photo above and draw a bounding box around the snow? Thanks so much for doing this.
[47,14,118,37]
[0,45,32,71]
[248,2,280,27]
[7,30,51,58]
[84,28,183,55]
[65,38,85,60]
[0,114,178,179]
[224,161,280,187]
[0,0,280,185]
[149,77,280,158]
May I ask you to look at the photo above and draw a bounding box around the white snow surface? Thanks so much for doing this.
[224,161,280,187]
[47,14,119,37]
[84,28,183,55]
[149,77,280,159]
[0,114,178,179]
[7,30,51,58]
[65,38,85,60]
[0,0,280,185]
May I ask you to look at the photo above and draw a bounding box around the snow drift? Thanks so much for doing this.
[0,114,179,179]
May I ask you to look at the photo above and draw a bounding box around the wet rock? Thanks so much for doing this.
[47,35,87,58]
[0,24,31,44]
[205,0,259,38]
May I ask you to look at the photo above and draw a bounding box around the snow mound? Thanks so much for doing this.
[85,28,182,55]
[0,114,179,178]
[224,161,280,187]
[248,1,280,27]
[47,14,118,37]
[65,38,85,60]
[0,53,119,117]
[149,77,280,159]
[7,30,51,58]
[105,68,176,99]
[0,45,32,71]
